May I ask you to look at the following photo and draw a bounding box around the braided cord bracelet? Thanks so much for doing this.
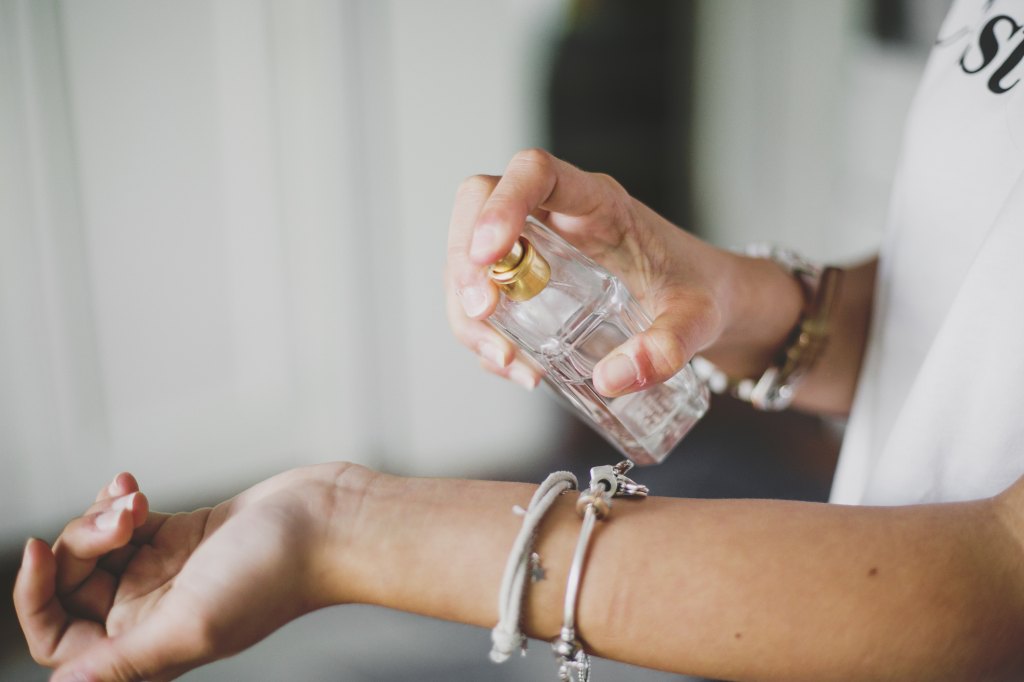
[491,470,578,662]
[490,461,648,681]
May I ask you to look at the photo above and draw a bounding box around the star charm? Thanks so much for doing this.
[529,552,546,582]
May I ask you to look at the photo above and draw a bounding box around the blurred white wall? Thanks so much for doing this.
[0,0,947,548]
[692,0,943,263]
[0,0,565,546]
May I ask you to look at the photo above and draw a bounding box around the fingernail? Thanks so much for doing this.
[23,537,35,559]
[111,492,137,512]
[509,364,539,391]
[95,510,122,531]
[457,286,488,318]
[107,474,121,497]
[470,223,503,261]
[479,341,508,368]
[598,354,639,394]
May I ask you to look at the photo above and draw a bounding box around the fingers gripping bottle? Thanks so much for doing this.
[487,217,709,465]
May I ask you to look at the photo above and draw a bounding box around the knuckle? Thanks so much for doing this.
[512,147,553,171]
[444,252,486,290]
[27,640,53,667]
[456,174,498,201]
[591,173,634,229]
[61,517,79,537]
[448,290,482,322]
[591,172,626,196]
[444,291,464,322]
[444,242,471,273]
[639,327,689,380]
[440,261,460,290]
[24,618,64,667]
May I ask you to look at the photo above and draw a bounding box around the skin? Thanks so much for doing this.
[15,149,1024,679]
[15,470,341,681]
[15,466,1024,681]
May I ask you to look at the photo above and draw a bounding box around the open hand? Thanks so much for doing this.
[14,464,358,681]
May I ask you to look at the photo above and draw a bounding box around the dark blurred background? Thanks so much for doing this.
[0,0,949,679]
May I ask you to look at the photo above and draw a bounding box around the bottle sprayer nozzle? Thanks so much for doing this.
[488,237,550,301]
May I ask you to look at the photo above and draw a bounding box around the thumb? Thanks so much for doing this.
[593,296,716,397]
[50,617,205,682]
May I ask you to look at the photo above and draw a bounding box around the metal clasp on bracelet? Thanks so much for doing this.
[555,460,648,681]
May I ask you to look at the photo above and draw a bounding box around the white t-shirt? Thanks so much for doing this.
[831,0,1024,505]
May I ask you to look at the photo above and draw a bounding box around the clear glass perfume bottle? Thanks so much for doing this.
[488,217,709,465]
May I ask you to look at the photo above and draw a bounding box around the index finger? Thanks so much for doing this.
[54,493,148,596]
[467,148,620,265]
[447,173,502,308]
[94,472,140,504]
[14,538,75,666]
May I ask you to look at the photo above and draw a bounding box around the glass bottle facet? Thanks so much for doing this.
[488,217,709,465]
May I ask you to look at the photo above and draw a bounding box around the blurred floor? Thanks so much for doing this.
[0,395,839,680]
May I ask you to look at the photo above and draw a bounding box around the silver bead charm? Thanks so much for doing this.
[552,631,591,682]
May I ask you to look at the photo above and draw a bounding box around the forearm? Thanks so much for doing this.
[707,255,878,417]
[324,468,1024,681]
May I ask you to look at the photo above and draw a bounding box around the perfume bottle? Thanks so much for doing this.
[487,217,709,465]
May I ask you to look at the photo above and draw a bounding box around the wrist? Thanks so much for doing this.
[706,251,805,377]
[304,462,382,607]
[322,471,559,630]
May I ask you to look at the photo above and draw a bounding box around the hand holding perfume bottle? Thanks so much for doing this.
[487,217,708,464]
[446,150,805,462]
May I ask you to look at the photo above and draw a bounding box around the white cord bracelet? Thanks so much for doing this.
[553,461,648,682]
[490,470,578,663]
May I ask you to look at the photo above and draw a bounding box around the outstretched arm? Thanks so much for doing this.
[331,467,1024,681]
[18,464,1024,681]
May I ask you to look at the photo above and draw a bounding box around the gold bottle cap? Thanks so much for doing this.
[489,236,550,301]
